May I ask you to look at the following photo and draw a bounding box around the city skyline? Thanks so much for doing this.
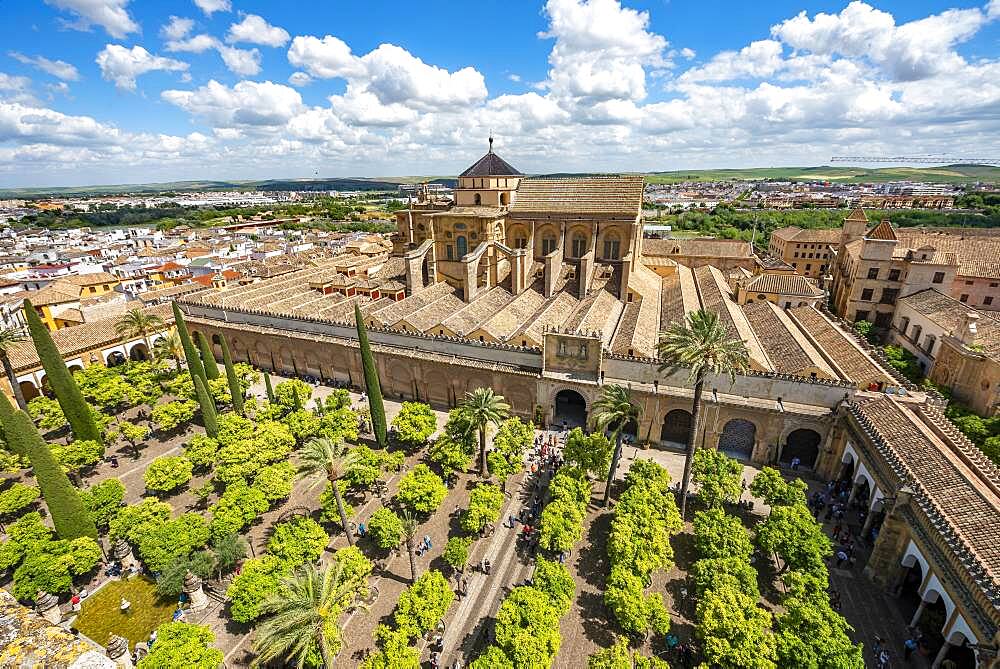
[2,0,1000,187]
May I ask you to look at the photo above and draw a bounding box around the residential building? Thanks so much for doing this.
[767,226,841,278]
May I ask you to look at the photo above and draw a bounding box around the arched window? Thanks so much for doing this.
[456,236,468,257]
[571,233,587,258]
[542,236,557,255]
[499,193,506,206]
[474,193,482,205]
[602,233,621,260]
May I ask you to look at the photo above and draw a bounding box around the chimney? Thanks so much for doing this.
[956,312,980,345]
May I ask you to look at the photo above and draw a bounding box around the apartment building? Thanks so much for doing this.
[767,226,841,278]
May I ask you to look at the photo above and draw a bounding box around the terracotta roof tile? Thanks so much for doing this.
[510,176,643,217]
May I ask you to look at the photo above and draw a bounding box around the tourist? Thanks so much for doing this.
[357,522,366,537]
[70,593,81,611]
[835,549,849,568]
[904,636,918,660]
[791,456,801,470]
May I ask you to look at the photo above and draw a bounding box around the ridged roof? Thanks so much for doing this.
[744,273,824,297]
[458,146,521,177]
[866,219,897,241]
[510,176,644,216]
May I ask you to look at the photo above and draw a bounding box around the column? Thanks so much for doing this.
[183,570,209,611]
[910,599,928,628]
[931,641,953,669]
[847,480,862,505]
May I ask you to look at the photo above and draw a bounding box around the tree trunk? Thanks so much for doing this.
[405,534,418,584]
[479,427,489,477]
[679,373,705,520]
[602,431,624,506]
[331,478,354,546]
[2,352,27,411]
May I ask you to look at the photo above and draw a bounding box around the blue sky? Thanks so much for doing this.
[1,0,999,187]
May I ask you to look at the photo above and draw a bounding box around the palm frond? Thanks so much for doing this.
[657,309,750,384]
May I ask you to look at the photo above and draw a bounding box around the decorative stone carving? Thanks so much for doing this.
[183,570,209,611]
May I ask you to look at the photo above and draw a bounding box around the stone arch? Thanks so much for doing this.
[660,409,692,448]
[507,223,529,250]
[106,350,127,367]
[782,428,822,469]
[920,574,955,622]
[128,342,149,361]
[567,225,591,258]
[598,227,623,260]
[19,379,39,402]
[421,369,452,407]
[386,359,415,400]
[718,418,756,461]
[553,388,587,428]
[535,223,559,257]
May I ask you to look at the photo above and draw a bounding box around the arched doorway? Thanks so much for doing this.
[554,389,587,429]
[782,428,822,469]
[718,419,756,461]
[19,380,39,402]
[106,351,127,367]
[129,343,149,361]
[660,409,692,450]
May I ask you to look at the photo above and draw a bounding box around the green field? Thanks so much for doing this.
[643,164,1000,185]
[5,164,997,199]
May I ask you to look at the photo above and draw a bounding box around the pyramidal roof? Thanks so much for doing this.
[867,219,897,241]
[458,138,522,178]
[845,207,869,223]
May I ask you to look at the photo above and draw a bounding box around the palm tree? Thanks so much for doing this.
[252,562,364,669]
[592,384,641,506]
[658,309,749,519]
[297,437,361,546]
[0,327,28,410]
[153,329,184,373]
[459,387,510,477]
[400,508,419,584]
[116,308,165,361]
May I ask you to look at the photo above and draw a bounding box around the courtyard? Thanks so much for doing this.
[2,355,945,668]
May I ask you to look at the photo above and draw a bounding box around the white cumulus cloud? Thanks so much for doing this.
[96,44,189,91]
[160,16,194,41]
[161,79,303,127]
[193,0,230,16]
[227,14,290,47]
[44,0,138,38]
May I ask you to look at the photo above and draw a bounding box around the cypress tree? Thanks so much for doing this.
[0,392,97,539]
[264,371,275,404]
[355,304,387,448]
[23,299,102,444]
[220,335,244,416]
[172,302,206,383]
[193,373,218,438]
[196,331,221,380]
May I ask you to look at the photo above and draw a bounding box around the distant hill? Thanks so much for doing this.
[2,164,996,198]
[644,164,1000,184]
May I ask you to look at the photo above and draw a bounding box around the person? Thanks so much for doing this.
[120,597,131,611]
[78,587,88,599]
[110,456,119,468]
[877,648,891,669]
[904,636,918,660]
[71,594,81,611]
[791,456,801,470]
[482,558,491,575]
[836,549,849,567]
[357,522,366,538]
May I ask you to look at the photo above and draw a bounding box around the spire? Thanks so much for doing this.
[488,132,494,153]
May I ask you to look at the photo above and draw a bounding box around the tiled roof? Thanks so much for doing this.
[60,272,117,286]
[7,303,173,371]
[423,206,505,218]
[643,238,752,259]
[845,207,869,222]
[743,273,824,297]
[789,306,894,387]
[898,289,1000,333]
[892,229,1000,279]
[853,397,1000,598]
[510,176,643,217]
[24,284,79,307]
[742,301,834,378]
[770,227,841,244]
[458,149,521,177]
[866,219,897,241]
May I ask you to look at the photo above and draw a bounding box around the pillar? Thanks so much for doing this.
[106,634,134,669]
[911,599,928,628]
[847,480,862,505]
[931,641,953,669]
[35,591,60,625]
[183,570,209,611]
